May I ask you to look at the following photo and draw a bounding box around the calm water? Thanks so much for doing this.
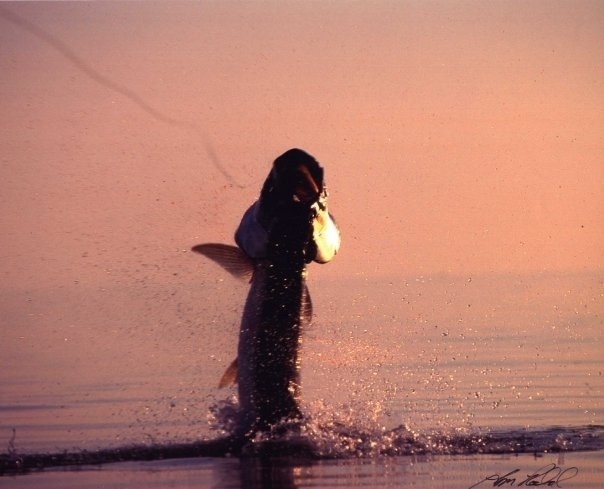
[1,272,602,487]
[2,453,604,489]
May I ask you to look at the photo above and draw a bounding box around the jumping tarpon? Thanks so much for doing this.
[193,148,340,445]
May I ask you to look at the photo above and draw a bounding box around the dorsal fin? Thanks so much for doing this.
[192,243,254,281]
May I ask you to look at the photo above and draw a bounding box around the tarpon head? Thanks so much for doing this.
[270,148,324,203]
[257,148,325,265]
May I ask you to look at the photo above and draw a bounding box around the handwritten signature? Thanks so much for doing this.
[469,463,579,488]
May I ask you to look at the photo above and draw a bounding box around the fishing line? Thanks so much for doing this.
[0,6,245,188]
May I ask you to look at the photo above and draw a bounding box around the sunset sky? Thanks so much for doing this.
[1,1,602,290]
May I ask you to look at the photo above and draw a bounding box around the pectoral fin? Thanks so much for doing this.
[192,243,254,281]
[218,358,238,388]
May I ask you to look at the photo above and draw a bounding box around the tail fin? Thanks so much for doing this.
[218,358,238,388]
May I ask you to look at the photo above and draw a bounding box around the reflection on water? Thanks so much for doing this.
[3,452,604,489]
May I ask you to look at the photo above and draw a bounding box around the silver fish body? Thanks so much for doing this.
[236,215,311,437]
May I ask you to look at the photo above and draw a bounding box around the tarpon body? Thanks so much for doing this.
[237,199,312,436]
[193,148,340,442]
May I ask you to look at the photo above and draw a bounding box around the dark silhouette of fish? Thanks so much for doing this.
[192,148,340,446]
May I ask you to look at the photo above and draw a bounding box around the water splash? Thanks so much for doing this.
[2,400,602,475]
[204,396,604,459]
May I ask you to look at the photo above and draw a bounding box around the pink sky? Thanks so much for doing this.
[1,1,602,290]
